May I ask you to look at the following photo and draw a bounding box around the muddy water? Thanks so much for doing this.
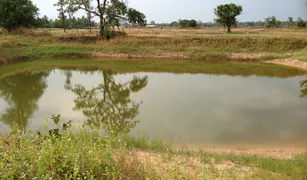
[0,69,307,146]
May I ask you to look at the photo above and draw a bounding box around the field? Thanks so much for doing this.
[1,27,307,69]
[1,27,307,179]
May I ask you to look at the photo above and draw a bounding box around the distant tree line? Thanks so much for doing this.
[154,16,307,29]
[36,15,96,29]
[1,0,307,35]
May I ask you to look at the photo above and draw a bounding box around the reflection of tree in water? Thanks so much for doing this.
[66,70,148,135]
[0,71,50,130]
[300,79,307,97]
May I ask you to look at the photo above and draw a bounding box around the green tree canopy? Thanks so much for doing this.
[297,17,306,28]
[54,0,69,32]
[265,16,281,28]
[0,0,39,31]
[127,8,146,26]
[178,19,198,28]
[69,0,146,37]
[214,3,243,33]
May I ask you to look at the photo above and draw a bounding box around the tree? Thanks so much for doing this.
[69,0,146,37]
[265,16,279,28]
[288,16,294,27]
[189,20,197,28]
[214,3,243,33]
[127,8,146,27]
[178,19,198,28]
[66,71,148,135]
[54,0,69,32]
[0,0,39,32]
[84,2,94,32]
[297,17,306,28]
[170,21,178,27]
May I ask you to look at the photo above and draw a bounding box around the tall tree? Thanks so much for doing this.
[66,70,148,135]
[69,0,146,37]
[214,3,243,33]
[54,0,69,32]
[288,16,294,27]
[265,16,281,28]
[85,2,94,32]
[0,0,39,32]
[0,71,49,131]
[297,17,306,28]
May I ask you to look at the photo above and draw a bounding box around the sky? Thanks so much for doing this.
[32,0,307,23]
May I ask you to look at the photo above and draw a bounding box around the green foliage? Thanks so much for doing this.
[297,17,306,28]
[178,19,198,28]
[170,21,179,27]
[265,16,281,28]
[0,0,39,31]
[127,8,147,26]
[54,0,69,32]
[214,3,243,32]
[0,116,168,179]
[201,152,307,179]
[69,0,146,37]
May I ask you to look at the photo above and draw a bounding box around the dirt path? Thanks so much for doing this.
[267,59,307,71]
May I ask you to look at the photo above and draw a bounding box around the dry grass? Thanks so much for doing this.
[1,27,307,65]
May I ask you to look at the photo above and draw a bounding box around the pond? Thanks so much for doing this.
[0,63,307,146]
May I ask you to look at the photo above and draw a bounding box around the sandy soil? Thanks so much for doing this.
[267,59,307,71]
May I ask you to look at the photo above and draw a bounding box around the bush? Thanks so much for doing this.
[297,17,306,28]
[104,27,127,40]
[0,115,160,179]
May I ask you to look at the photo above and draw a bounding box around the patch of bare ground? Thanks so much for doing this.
[92,52,188,60]
[128,151,279,179]
[201,147,307,159]
[268,59,307,71]
[91,52,263,61]
[231,53,276,60]
[134,151,202,179]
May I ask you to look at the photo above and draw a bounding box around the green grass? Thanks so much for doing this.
[201,152,307,179]
[1,121,306,179]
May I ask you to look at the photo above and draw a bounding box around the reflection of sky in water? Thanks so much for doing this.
[1,70,307,145]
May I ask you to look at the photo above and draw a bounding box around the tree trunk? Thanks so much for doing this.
[227,26,231,33]
[100,24,104,37]
[63,19,66,33]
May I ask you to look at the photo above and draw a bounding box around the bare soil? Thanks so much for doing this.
[267,59,307,71]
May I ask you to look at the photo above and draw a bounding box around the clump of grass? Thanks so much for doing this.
[201,152,307,179]
[118,134,172,151]
[0,116,163,179]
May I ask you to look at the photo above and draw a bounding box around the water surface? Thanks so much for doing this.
[1,69,307,146]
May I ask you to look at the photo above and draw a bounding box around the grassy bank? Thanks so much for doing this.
[1,28,307,64]
[1,122,306,179]
[0,59,306,81]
